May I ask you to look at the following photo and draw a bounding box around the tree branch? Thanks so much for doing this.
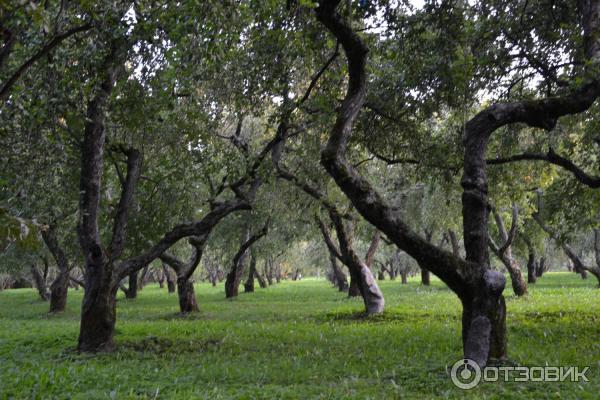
[0,23,91,103]
[108,148,142,260]
[487,148,600,188]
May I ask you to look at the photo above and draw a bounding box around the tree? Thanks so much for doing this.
[312,0,600,366]
[225,223,268,298]
[488,204,528,296]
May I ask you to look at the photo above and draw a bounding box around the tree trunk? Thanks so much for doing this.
[420,230,433,285]
[41,227,71,312]
[163,264,175,293]
[527,251,537,284]
[347,277,361,296]
[364,230,380,268]
[448,229,461,257]
[244,255,256,293]
[420,269,430,286]
[225,225,267,298]
[225,270,240,298]
[329,252,348,291]
[177,277,199,313]
[256,267,268,289]
[49,269,69,313]
[400,270,408,284]
[31,264,49,301]
[489,206,527,296]
[125,271,138,299]
[275,264,281,283]
[535,257,542,277]
[78,270,118,352]
[137,265,150,290]
[157,269,165,288]
[461,271,507,366]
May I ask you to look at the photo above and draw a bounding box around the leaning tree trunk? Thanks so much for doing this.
[225,225,268,298]
[225,248,249,298]
[256,267,268,289]
[137,265,150,290]
[31,264,50,301]
[329,252,348,291]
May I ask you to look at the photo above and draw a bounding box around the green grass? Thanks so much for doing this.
[0,272,598,399]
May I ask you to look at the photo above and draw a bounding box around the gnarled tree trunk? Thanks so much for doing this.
[225,224,268,298]
[78,262,118,352]
[489,205,527,296]
[177,277,198,313]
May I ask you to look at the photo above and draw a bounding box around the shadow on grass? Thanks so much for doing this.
[155,311,217,321]
[118,336,222,354]
[319,310,461,324]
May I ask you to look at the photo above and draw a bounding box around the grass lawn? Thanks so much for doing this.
[0,272,598,399]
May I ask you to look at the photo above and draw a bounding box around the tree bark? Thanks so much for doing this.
[489,205,527,296]
[255,264,268,288]
[177,277,199,313]
[364,230,380,268]
[420,230,433,286]
[163,264,176,293]
[42,227,71,312]
[536,257,547,277]
[420,269,430,286]
[244,254,256,293]
[137,265,150,290]
[78,274,118,352]
[448,229,461,257]
[31,264,49,301]
[400,270,408,284]
[225,224,268,298]
[527,249,537,284]
[125,271,138,299]
[329,251,348,291]
[160,237,207,312]
[523,235,537,284]
[49,270,69,312]
[157,268,165,288]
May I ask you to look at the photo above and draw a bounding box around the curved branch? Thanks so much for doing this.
[487,148,600,188]
[315,0,469,295]
[0,23,91,103]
